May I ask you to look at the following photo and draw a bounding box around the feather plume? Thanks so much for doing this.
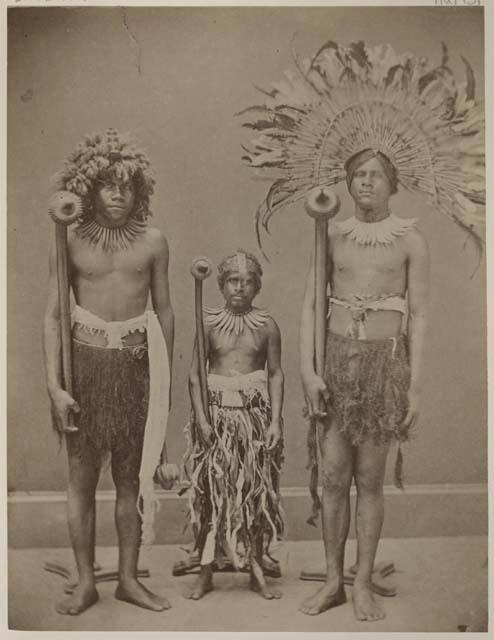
[239,41,485,256]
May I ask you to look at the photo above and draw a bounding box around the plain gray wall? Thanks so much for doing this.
[7,6,486,493]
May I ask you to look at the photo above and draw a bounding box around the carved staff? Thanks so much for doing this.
[48,191,82,432]
[304,187,341,382]
[190,257,213,423]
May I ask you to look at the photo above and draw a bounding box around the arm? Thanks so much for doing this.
[299,251,329,418]
[150,230,175,368]
[42,240,79,431]
[403,230,430,427]
[265,318,284,449]
[300,253,316,379]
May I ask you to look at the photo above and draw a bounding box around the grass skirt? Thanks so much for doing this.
[307,332,411,525]
[63,340,149,479]
[183,372,284,568]
[324,332,411,445]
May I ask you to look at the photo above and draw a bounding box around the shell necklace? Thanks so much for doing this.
[76,216,146,252]
[205,306,270,336]
[336,214,417,246]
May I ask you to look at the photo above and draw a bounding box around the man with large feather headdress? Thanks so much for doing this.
[240,40,485,620]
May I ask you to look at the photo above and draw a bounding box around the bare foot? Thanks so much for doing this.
[56,584,99,615]
[352,582,385,621]
[115,579,170,611]
[249,558,281,600]
[249,574,282,600]
[184,571,214,600]
[299,581,346,616]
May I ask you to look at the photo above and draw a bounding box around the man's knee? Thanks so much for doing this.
[67,455,100,493]
[111,449,142,489]
[113,471,140,494]
[321,464,352,495]
[354,468,385,496]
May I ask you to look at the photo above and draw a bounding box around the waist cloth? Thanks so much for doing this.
[307,330,411,526]
[69,305,170,544]
[182,370,284,568]
[328,293,407,340]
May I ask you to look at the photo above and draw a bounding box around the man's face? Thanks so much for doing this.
[222,271,258,312]
[349,157,392,211]
[94,178,136,226]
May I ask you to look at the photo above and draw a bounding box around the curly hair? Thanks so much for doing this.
[217,249,263,293]
[54,128,155,221]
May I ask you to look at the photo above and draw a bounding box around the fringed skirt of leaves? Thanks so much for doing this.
[183,371,284,568]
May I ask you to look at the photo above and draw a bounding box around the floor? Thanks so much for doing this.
[8,536,488,632]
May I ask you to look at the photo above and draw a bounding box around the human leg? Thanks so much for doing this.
[183,415,216,600]
[184,564,214,600]
[352,440,389,621]
[249,535,282,600]
[112,464,170,611]
[299,418,353,615]
[56,445,100,615]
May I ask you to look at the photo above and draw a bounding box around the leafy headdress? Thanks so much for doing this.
[53,129,155,250]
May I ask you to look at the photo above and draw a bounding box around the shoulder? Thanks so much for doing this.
[246,310,280,340]
[67,226,82,247]
[327,220,347,251]
[327,221,342,242]
[66,226,87,257]
[401,225,429,261]
[263,314,281,340]
[144,226,170,258]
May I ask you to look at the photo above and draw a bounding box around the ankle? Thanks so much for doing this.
[118,575,138,587]
[353,575,372,589]
[324,575,343,589]
[77,580,97,593]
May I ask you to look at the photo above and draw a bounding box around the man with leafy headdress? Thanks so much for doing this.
[43,129,174,614]
[240,40,484,621]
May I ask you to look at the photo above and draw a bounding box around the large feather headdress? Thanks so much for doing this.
[239,40,485,254]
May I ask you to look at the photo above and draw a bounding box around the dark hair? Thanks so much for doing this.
[55,129,155,221]
[217,250,263,294]
[88,166,151,222]
[344,148,398,195]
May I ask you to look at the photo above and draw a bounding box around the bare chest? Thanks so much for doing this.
[209,326,267,360]
[69,238,153,282]
[330,238,407,292]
